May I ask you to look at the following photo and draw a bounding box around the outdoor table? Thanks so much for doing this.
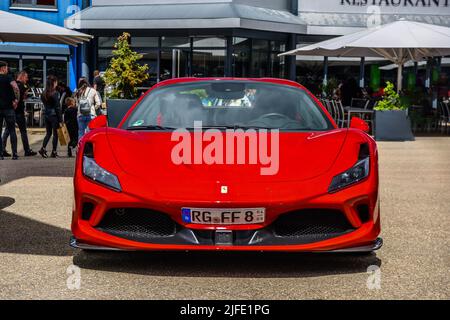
[344,107,374,128]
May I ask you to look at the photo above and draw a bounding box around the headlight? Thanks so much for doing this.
[328,157,369,193]
[83,156,121,192]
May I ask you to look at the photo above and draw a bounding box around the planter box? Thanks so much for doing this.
[106,99,137,128]
[374,110,415,141]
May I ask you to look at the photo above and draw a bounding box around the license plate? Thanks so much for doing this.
[181,208,265,225]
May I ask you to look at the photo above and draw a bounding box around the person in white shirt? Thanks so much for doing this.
[75,77,101,139]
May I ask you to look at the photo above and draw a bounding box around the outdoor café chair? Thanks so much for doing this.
[438,101,450,134]
[351,98,370,109]
[332,100,347,128]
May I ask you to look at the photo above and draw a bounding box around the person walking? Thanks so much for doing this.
[0,61,19,160]
[2,70,37,157]
[341,77,361,107]
[38,75,62,158]
[63,97,78,158]
[75,77,101,140]
[93,70,105,102]
[57,82,73,114]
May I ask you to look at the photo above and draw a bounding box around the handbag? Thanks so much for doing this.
[57,123,70,146]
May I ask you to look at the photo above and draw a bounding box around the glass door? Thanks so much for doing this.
[160,49,189,81]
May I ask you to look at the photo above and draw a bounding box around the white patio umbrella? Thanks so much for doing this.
[0,10,92,46]
[280,20,450,92]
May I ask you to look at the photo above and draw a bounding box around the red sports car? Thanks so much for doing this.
[70,78,382,252]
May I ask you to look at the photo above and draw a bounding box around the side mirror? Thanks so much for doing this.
[350,117,370,133]
[88,115,107,130]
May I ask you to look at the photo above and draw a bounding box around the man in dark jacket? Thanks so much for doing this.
[93,70,105,101]
[0,61,19,160]
[2,70,37,157]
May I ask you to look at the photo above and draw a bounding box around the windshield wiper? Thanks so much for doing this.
[126,125,176,131]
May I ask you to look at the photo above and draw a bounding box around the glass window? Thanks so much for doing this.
[160,50,189,81]
[270,53,285,79]
[23,59,43,88]
[98,49,113,72]
[232,38,251,78]
[98,37,116,49]
[130,37,160,87]
[139,51,159,88]
[269,41,286,79]
[161,37,190,48]
[123,81,332,131]
[0,58,19,78]
[296,61,324,96]
[192,49,225,78]
[270,41,286,52]
[131,37,159,49]
[193,37,226,48]
[10,0,57,9]
[98,37,117,72]
[47,59,67,85]
[252,40,270,77]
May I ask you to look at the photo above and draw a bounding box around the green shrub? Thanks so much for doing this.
[374,81,407,111]
[104,33,149,99]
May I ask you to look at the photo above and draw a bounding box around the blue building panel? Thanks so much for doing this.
[0,0,87,90]
[0,0,80,27]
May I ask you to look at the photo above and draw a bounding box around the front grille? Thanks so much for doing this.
[96,208,177,241]
[272,209,354,242]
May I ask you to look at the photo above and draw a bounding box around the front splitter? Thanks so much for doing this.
[70,236,383,253]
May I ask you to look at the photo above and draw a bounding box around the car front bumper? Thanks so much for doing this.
[72,166,381,252]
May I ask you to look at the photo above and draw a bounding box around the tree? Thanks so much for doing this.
[103,32,149,99]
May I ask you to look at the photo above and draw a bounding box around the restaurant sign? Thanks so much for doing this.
[300,0,450,14]
[340,0,449,7]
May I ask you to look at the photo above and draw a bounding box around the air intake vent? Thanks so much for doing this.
[96,208,177,241]
[357,205,370,223]
[81,202,95,221]
[272,209,354,242]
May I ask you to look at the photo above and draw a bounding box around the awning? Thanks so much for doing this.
[65,3,307,34]
[0,10,92,46]
[280,20,450,91]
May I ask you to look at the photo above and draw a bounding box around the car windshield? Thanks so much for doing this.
[123,81,332,131]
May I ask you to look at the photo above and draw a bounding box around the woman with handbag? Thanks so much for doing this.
[75,77,101,140]
[39,75,62,158]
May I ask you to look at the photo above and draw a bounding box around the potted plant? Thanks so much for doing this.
[103,32,149,127]
[373,81,414,141]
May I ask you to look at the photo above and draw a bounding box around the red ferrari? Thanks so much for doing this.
[70,78,382,252]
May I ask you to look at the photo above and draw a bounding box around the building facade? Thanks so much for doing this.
[0,0,90,89]
[63,0,449,96]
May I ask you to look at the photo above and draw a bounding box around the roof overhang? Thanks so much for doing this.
[65,3,307,34]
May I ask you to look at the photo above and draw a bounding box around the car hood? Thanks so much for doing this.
[106,129,347,184]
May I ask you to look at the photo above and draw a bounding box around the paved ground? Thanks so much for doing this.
[0,133,449,299]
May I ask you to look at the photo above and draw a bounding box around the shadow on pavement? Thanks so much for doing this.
[0,154,74,186]
[73,250,381,278]
[0,205,73,257]
[0,196,15,210]
[0,132,75,186]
